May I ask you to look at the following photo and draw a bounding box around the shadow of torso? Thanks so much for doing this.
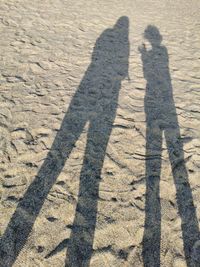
[69,26,129,120]
[143,45,177,129]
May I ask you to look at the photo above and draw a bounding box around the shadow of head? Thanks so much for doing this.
[144,25,162,47]
[114,16,129,29]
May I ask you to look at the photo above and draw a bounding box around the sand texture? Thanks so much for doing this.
[0,0,200,266]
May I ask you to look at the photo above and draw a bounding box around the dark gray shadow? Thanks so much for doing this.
[0,17,129,267]
[139,25,200,267]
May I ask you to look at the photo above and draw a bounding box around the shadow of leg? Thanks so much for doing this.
[0,110,87,267]
[142,123,162,267]
[165,126,200,267]
[65,112,114,267]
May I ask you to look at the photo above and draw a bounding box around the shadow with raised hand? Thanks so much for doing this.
[0,17,129,267]
[139,25,200,267]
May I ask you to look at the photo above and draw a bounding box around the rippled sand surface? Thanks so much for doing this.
[0,1,200,266]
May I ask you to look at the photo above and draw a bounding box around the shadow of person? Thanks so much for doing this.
[0,17,129,267]
[139,25,200,267]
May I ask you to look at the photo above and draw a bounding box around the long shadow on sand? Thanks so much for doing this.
[139,25,200,267]
[0,17,129,267]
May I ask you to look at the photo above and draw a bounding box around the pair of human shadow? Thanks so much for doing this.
[0,17,199,267]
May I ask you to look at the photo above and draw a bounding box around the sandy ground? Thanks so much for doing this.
[0,0,200,266]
